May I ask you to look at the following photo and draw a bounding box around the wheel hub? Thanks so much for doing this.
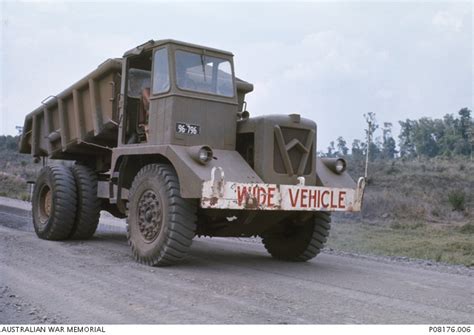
[38,185,52,224]
[137,190,162,242]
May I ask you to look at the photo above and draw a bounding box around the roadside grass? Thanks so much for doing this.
[347,157,474,222]
[0,172,30,201]
[327,220,474,267]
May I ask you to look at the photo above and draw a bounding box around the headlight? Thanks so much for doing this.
[198,146,213,164]
[188,145,213,165]
[335,158,346,174]
[321,157,347,174]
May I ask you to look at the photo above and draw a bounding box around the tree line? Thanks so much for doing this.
[323,107,473,160]
[1,107,473,161]
[0,135,19,151]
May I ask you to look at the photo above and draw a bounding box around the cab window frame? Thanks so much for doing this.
[174,49,235,99]
[151,47,171,96]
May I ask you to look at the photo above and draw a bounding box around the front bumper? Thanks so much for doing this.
[201,168,366,212]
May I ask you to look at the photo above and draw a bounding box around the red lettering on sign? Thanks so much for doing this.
[330,191,337,208]
[260,187,268,205]
[267,187,275,207]
[289,189,300,207]
[338,191,346,208]
[237,186,249,206]
[321,190,330,208]
[252,187,257,198]
[309,189,317,208]
[300,189,308,208]
[252,187,259,202]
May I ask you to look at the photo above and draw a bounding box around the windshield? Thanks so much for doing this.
[175,50,234,97]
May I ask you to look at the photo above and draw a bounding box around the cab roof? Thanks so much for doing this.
[123,39,234,58]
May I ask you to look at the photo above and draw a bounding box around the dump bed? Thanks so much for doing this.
[19,59,122,160]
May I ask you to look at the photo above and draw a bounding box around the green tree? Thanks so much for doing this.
[336,136,349,156]
[369,137,382,161]
[351,139,365,161]
[326,141,335,157]
[412,118,441,157]
[468,124,474,160]
[0,135,19,151]
[458,107,471,140]
[398,119,416,158]
[381,122,397,159]
[364,113,379,140]
[455,107,472,155]
[364,112,379,162]
[440,113,459,156]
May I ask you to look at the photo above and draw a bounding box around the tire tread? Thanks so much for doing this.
[69,164,101,240]
[127,164,197,266]
[261,212,331,262]
[32,165,77,240]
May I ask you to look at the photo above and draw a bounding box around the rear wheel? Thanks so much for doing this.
[69,164,101,239]
[127,164,197,266]
[32,165,77,240]
[260,212,331,262]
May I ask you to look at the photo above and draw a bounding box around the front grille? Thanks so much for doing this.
[273,126,313,176]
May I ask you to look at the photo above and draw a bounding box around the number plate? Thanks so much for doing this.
[176,123,200,135]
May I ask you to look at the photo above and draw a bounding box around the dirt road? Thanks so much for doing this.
[0,198,472,324]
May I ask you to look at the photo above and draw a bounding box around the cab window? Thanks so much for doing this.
[175,50,234,97]
[152,47,170,94]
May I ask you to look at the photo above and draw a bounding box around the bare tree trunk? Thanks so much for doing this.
[365,121,371,178]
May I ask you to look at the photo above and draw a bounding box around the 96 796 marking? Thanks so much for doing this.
[176,122,200,135]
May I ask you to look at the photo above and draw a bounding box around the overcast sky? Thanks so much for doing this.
[0,1,472,148]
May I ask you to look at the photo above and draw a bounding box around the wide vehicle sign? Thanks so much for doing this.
[201,178,365,212]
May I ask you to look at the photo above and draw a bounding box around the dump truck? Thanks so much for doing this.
[20,39,365,266]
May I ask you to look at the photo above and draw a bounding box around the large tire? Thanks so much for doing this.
[260,212,331,262]
[32,165,77,240]
[127,164,197,266]
[69,164,101,239]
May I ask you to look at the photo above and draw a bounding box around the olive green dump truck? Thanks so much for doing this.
[20,39,365,266]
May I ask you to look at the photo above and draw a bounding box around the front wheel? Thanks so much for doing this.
[127,164,197,266]
[260,212,331,262]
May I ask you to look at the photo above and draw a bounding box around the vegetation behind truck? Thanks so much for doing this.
[20,39,365,266]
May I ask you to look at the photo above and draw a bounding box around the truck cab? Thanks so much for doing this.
[120,40,240,150]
